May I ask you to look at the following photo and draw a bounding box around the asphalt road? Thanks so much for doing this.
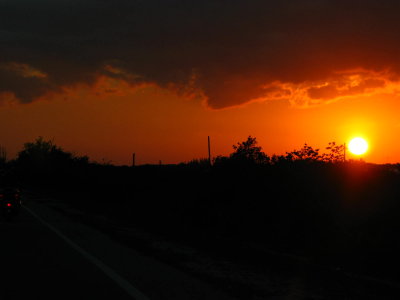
[0,197,236,300]
[0,206,138,300]
[5,194,400,300]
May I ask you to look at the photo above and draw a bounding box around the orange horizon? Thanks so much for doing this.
[0,82,399,166]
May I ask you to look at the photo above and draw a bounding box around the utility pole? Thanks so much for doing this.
[343,143,346,162]
[208,136,212,165]
[132,153,135,167]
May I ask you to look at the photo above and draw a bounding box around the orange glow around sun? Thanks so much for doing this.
[3,74,400,165]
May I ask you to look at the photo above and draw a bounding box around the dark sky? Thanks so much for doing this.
[2,0,400,108]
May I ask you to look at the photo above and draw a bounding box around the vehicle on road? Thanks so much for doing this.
[0,187,22,220]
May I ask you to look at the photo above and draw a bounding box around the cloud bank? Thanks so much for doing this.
[2,0,400,108]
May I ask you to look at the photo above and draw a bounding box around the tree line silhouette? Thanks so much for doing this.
[2,136,400,281]
[213,136,345,166]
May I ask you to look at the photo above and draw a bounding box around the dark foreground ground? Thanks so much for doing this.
[6,158,400,299]
[2,193,237,300]
[16,188,400,300]
[8,137,400,298]
[0,203,133,300]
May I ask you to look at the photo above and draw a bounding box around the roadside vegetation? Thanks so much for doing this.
[2,136,400,282]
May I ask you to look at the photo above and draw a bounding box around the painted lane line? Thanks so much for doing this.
[23,205,150,300]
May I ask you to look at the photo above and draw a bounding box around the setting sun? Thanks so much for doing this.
[348,137,369,155]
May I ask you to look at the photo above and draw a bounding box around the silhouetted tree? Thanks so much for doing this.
[322,142,345,162]
[17,137,88,179]
[230,136,269,164]
[212,155,230,167]
[286,143,321,162]
[18,137,71,165]
[270,154,290,165]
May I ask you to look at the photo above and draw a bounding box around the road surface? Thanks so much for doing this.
[0,196,235,300]
[4,193,400,300]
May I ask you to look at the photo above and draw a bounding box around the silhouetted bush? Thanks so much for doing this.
[8,136,400,280]
[15,136,89,185]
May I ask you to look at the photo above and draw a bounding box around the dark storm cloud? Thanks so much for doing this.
[2,0,400,107]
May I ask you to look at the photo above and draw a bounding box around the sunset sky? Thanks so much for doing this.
[2,1,400,165]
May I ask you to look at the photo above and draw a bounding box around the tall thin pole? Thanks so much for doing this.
[208,136,211,165]
[343,143,346,162]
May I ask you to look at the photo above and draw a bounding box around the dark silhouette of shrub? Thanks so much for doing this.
[285,143,321,162]
[322,141,345,162]
[16,136,89,184]
[10,135,400,281]
[230,136,269,164]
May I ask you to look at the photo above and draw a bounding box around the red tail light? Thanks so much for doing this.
[6,203,12,207]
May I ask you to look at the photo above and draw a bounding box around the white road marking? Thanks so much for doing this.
[23,205,150,300]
